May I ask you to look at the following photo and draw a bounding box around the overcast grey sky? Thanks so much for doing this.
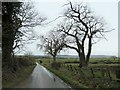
[19,0,118,56]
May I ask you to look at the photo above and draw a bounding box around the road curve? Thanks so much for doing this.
[14,62,72,88]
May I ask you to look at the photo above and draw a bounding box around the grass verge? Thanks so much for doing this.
[2,64,36,88]
[42,63,89,89]
[39,58,119,88]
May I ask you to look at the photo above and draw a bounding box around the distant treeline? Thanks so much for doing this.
[23,55,118,59]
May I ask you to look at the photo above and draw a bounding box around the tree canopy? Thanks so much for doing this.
[38,30,66,62]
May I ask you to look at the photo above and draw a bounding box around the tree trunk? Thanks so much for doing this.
[2,3,14,68]
[2,24,14,68]
[78,52,87,68]
[53,55,56,62]
[86,37,92,66]
[2,39,14,68]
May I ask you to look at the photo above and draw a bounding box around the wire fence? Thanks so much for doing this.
[61,63,120,88]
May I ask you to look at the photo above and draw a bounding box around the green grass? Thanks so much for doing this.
[43,64,89,89]
[89,58,119,62]
[38,57,120,88]
[2,64,36,88]
[37,57,120,63]
[37,58,79,63]
[64,63,118,80]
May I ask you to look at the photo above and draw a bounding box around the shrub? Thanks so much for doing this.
[39,60,42,64]
[14,56,35,67]
[51,62,61,70]
[91,62,98,64]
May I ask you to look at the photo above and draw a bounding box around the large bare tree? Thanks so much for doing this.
[38,30,66,62]
[58,2,110,67]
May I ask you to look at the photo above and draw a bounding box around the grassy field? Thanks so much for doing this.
[38,57,120,88]
[37,57,119,63]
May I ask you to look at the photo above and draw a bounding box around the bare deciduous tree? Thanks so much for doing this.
[58,2,110,67]
[13,2,47,52]
[38,30,66,62]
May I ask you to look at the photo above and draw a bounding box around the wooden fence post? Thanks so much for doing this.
[70,64,73,71]
[90,68,95,78]
[79,69,85,77]
[101,68,105,77]
[66,65,68,70]
[74,66,78,73]
[107,69,112,81]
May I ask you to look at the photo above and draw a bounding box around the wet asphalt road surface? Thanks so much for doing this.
[14,62,72,88]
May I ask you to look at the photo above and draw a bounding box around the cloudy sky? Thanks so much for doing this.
[19,0,118,56]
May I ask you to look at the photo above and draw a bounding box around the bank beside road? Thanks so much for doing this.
[2,56,36,88]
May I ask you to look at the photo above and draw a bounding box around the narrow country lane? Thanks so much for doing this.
[14,62,72,88]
